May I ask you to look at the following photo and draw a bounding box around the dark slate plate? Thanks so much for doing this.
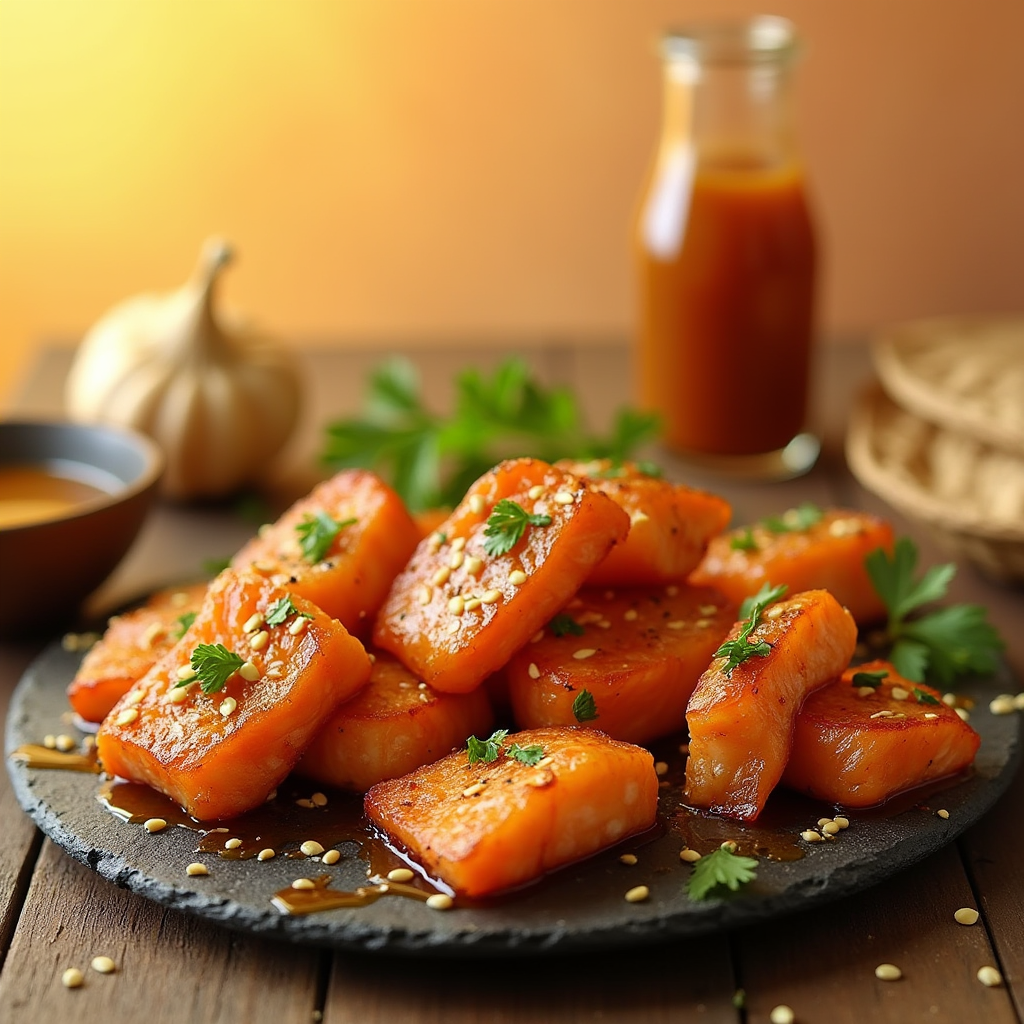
[6,641,1021,957]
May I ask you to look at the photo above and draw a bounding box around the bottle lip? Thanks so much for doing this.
[661,15,800,65]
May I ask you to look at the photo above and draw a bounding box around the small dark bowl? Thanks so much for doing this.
[0,420,164,636]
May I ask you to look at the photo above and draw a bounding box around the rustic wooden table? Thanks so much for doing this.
[1,343,1022,1024]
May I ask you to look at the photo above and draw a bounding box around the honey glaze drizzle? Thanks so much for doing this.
[10,744,100,773]
[272,875,434,916]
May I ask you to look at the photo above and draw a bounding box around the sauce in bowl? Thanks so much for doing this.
[0,462,119,529]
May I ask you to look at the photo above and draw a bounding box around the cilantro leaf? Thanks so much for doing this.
[482,499,552,557]
[296,511,355,564]
[172,611,197,640]
[865,538,956,627]
[507,743,545,766]
[851,669,888,689]
[900,605,1003,685]
[913,687,941,706]
[264,596,313,627]
[572,689,599,722]
[466,729,509,765]
[889,637,930,683]
[730,528,759,552]
[549,613,585,637]
[687,845,758,901]
[717,583,788,676]
[177,643,245,695]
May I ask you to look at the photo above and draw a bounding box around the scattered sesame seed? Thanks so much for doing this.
[295,798,315,809]
[525,770,554,788]
[115,708,139,726]
[446,620,460,635]
[482,589,502,604]
[624,885,649,903]
[468,495,485,515]
[90,956,116,974]
[924,712,939,719]
[288,617,309,636]
[989,695,1017,715]
[655,761,669,776]
[61,967,84,989]
[1015,693,1024,710]
[186,863,209,877]
[426,893,454,910]
[623,609,639,621]
[223,838,242,850]
[977,966,1002,987]
[766,606,784,619]
[666,620,685,630]
[417,585,432,605]
[942,693,957,706]
[875,963,902,981]
[311,792,328,807]
[817,817,833,827]
[630,510,649,524]
[619,853,638,866]
[870,710,894,719]
[427,533,443,552]
[432,566,451,587]
[451,536,466,552]
[140,622,164,649]
[450,551,464,570]
[463,782,487,798]
[43,734,56,749]
[249,630,270,651]
[937,809,950,819]
[680,849,701,863]
[448,595,465,616]
[527,662,541,679]
[828,518,863,537]
[239,661,259,682]
[300,840,325,856]
[257,849,275,861]
[219,697,237,717]
[509,570,528,586]
[266,789,277,801]
[822,821,841,835]
[464,556,483,576]
[528,485,545,500]
[143,818,167,834]
[535,756,555,769]
[955,907,980,925]
[801,830,822,843]
[322,850,340,865]
[955,707,970,722]
[176,664,195,680]
[891,686,910,701]
[243,613,264,633]
[291,878,316,890]
[856,686,876,698]
[55,734,76,753]
[698,604,718,616]
[769,1006,795,1024]
[387,868,415,882]
[834,816,850,829]
[573,648,597,660]
[721,840,737,853]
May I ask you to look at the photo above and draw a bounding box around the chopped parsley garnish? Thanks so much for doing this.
[482,499,552,557]
[549,613,585,637]
[865,538,1003,684]
[716,583,788,677]
[265,596,313,627]
[730,528,759,552]
[175,643,245,695]
[762,502,824,534]
[296,511,356,564]
[466,729,509,765]
[172,611,197,640]
[687,844,758,901]
[913,687,941,706]
[851,669,888,689]
[572,688,599,723]
[507,743,546,766]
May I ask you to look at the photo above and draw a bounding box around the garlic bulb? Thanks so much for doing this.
[66,239,301,500]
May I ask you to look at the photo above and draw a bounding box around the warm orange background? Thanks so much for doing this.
[1,0,1022,402]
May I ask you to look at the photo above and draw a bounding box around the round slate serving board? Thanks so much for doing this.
[6,642,1021,957]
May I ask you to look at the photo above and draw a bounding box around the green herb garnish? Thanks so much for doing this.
[172,611,197,640]
[549,613,585,637]
[762,502,824,534]
[296,511,355,564]
[482,499,552,558]
[851,669,888,689]
[466,729,509,765]
[686,844,759,901]
[265,596,313,627]
[716,583,788,677]
[865,538,1003,684]
[321,358,661,511]
[572,689,599,723]
[175,643,245,695]
[507,743,546,766]
[913,687,942,706]
[730,528,759,552]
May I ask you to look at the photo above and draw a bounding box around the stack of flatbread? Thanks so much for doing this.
[846,315,1024,583]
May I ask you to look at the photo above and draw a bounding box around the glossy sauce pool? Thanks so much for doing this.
[0,463,116,528]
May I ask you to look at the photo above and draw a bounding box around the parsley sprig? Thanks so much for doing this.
[465,730,546,766]
[296,511,355,564]
[865,538,1003,684]
[265,596,313,627]
[851,669,888,689]
[686,844,759,901]
[482,500,552,557]
[321,358,660,511]
[175,643,245,695]
[507,742,546,766]
[572,689,599,722]
[728,504,824,552]
[715,583,788,677]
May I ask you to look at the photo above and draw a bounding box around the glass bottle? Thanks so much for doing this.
[635,16,818,478]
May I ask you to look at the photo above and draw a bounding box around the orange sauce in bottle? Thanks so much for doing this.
[637,159,816,458]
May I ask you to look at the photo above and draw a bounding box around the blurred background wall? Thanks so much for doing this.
[1,0,1022,402]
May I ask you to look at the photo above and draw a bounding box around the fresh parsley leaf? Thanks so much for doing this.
[851,669,888,689]
[572,689,599,722]
[264,596,313,627]
[686,845,758,901]
[717,583,788,676]
[466,729,509,765]
[172,611,197,640]
[202,556,232,577]
[176,643,245,695]
[913,687,941,706]
[762,502,824,534]
[865,538,956,627]
[296,511,355,564]
[549,613,585,637]
[507,743,545,766]
[730,528,759,552]
[482,499,552,557]
[890,637,930,683]
[900,605,1003,685]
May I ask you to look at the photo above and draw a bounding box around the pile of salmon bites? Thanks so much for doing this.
[70,458,980,899]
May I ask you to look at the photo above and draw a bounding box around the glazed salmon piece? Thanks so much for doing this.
[782,660,980,808]
[68,582,208,724]
[506,585,736,743]
[373,458,631,693]
[689,507,894,624]
[297,650,494,792]
[96,570,372,820]
[684,588,858,821]
[364,726,658,897]
[232,469,420,638]
[556,459,731,585]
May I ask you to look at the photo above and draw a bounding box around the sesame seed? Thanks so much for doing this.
[765,606,784,619]
[140,622,164,649]
[828,518,863,537]
[300,840,325,856]
[875,963,902,981]
[989,694,1017,715]
[528,485,545,500]
[426,893,454,910]
[769,1007,795,1024]
[822,821,841,835]
[176,664,195,680]
[856,686,875,697]
[311,792,328,807]
[115,708,139,726]
[291,878,316,890]
[623,609,639,621]
[295,798,315,809]
[55,734,76,753]
[954,907,980,925]
[451,536,466,552]
[243,613,264,633]
[288,617,308,636]
[924,712,939,719]
[1015,693,1024,710]
[978,966,1003,987]
[257,849,275,861]
[322,850,340,865]
[432,566,451,587]
[446,620,460,635]
[817,817,833,827]
[249,630,269,651]
[219,697,237,717]
[61,967,85,988]
[464,597,482,611]
[573,648,597,660]
[870,710,894,719]
[655,761,669,776]
[387,868,415,882]
[91,956,116,974]
[427,533,443,552]
[679,849,701,863]
[937,809,950,819]
[43,734,56,749]
[239,661,259,682]
[462,782,487,798]
[509,570,528,586]
[620,853,638,866]
[469,495,485,515]
[450,551,464,570]
[955,707,970,722]
[942,693,957,706]
[834,816,850,829]
[801,830,822,842]
[482,589,502,604]
[464,556,483,576]
[448,595,465,615]
[418,586,432,605]
[890,686,909,700]
[186,863,209,877]
[536,757,555,769]
[630,510,649,524]
[252,561,276,574]
[666,620,685,630]
[144,818,167,833]
[525,770,554,788]
[624,885,649,903]
[165,687,190,704]
[721,841,737,853]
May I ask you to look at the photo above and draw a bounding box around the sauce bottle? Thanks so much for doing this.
[635,17,818,478]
